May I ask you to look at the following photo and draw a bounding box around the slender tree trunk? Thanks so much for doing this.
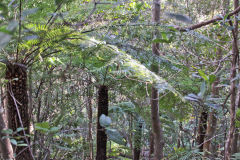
[151,0,164,159]
[133,119,143,160]
[203,111,217,155]
[225,0,239,159]
[203,77,219,156]
[5,63,33,160]
[233,60,240,152]
[233,1,240,152]
[0,87,14,160]
[87,76,93,160]
[96,85,108,160]
[151,87,164,159]
[197,110,208,152]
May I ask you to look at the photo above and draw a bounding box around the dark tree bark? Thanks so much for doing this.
[197,110,208,152]
[5,63,33,160]
[133,120,143,160]
[149,131,154,158]
[225,0,239,159]
[96,85,108,160]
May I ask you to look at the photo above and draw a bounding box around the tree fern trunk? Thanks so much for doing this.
[96,85,108,160]
[6,63,33,160]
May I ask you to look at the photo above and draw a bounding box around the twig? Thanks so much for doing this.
[76,0,98,28]
[45,1,63,27]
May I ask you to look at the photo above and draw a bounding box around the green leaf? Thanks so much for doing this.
[208,74,216,84]
[10,139,17,145]
[0,32,11,49]
[35,122,50,133]
[1,129,13,134]
[136,2,144,12]
[152,38,171,44]
[35,122,50,129]
[7,20,18,32]
[198,70,208,81]
[99,114,112,127]
[2,136,11,139]
[63,137,72,145]
[198,81,206,98]
[232,152,240,159]
[17,143,28,147]
[16,128,24,133]
[184,93,201,102]
[49,126,60,133]
[106,129,126,145]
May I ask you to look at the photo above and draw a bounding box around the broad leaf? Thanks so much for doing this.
[106,129,126,145]
[99,114,112,127]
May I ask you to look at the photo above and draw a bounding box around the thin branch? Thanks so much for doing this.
[75,0,98,28]
[27,50,62,67]
[176,6,240,31]
[45,1,64,27]
[222,92,231,115]
[80,6,240,34]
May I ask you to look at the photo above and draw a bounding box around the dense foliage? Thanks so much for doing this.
[0,0,240,160]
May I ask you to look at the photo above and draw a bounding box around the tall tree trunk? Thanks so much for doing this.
[225,0,239,159]
[197,110,208,152]
[5,63,33,160]
[87,76,93,160]
[0,87,14,160]
[96,85,108,160]
[133,119,143,160]
[151,0,164,159]
[233,0,240,152]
